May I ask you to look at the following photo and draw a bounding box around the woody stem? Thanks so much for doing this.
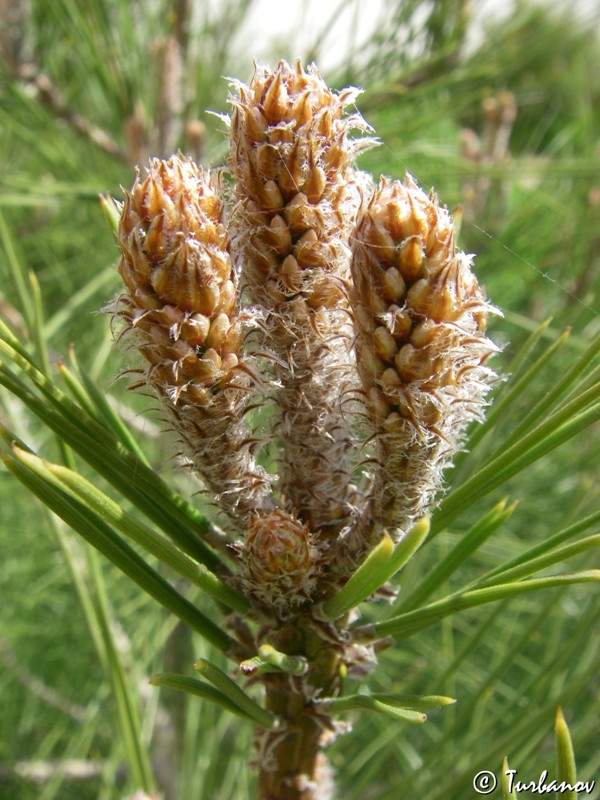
[256,618,342,800]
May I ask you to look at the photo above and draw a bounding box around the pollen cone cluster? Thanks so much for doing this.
[115,156,272,525]
[347,175,498,557]
[228,60,375,538]
[114,61,499,611]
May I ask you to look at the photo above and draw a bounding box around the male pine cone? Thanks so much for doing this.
[115,156,272,528]
[346,175,498,559]
[228,60,375,538]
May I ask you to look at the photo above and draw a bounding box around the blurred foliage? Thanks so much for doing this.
[1,1,599,799]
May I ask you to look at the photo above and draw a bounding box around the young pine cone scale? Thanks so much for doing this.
[230,63,369,311]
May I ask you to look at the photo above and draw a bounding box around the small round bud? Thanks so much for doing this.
[240,510,318,610]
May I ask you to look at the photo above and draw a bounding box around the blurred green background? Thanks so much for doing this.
[1,1,599,798]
